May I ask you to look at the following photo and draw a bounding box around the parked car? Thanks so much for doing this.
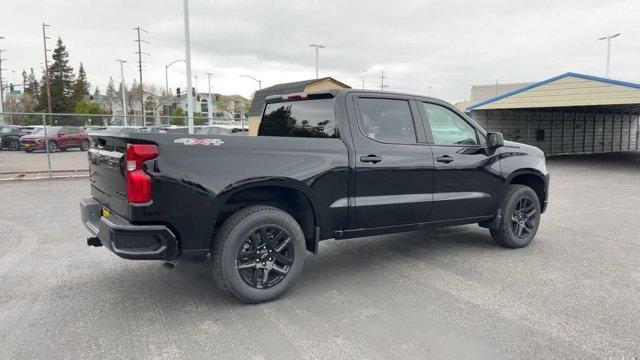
[21,126,89,152]
[0,125,29,151]
[197,124,248,136]
[80,89,549,303]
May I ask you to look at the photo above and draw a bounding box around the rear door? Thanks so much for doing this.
[348,94,435,228]
[419,101,502,222]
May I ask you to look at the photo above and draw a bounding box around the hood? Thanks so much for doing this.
[502,140,545,158]
[21,133,53,140]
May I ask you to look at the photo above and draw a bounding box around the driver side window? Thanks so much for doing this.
[423,103,479,146]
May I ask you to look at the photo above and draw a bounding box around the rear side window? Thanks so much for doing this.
[259,99,339,138]
[356,98,417,144]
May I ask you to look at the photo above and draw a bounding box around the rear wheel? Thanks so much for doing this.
[8,139,20,151]
[490,185,541,248]
[212,205,306,303]
[80,140,90,151]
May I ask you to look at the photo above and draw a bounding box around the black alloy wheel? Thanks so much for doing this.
[236,225,294,289]
[510,196,536,239]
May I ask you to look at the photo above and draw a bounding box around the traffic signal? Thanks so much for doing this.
[9,83,14,92]
[176,87,181,96]
[192,87,196,96]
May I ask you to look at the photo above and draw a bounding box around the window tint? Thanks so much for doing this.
[357,98,416,144]
[422,103,479,146]
[259,99,338,138]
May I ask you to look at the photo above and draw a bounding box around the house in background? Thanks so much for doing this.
[246,77,351,135]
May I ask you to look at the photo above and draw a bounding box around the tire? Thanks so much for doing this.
[212,205,306,304]
[9,139,20,151]
[48,141,59,152]
[80,140,90,151]
[490,184,541,248]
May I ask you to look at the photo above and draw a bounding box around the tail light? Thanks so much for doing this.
[125,143,158,204]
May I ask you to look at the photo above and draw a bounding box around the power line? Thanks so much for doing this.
[133,26,149,115]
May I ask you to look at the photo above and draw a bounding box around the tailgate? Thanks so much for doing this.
[87,134,129,218]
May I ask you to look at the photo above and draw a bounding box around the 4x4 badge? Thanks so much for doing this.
[174,138,224,146]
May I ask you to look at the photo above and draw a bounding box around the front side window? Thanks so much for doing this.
[422,103,479,146]
[357,98,416,144]
[259,99,338,138]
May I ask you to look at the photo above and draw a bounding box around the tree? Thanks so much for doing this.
[22,68,39,97]
[72,62,90,106]
[39,37,75,112]
[93,86,101,99]
[73,99,105,114]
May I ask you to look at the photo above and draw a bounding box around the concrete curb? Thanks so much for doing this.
[0,169,89,181]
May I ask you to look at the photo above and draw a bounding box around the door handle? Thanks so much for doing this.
[436,155,454,164]
[360,155,383,164]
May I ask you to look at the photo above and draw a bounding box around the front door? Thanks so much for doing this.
[419,101,502,222]
[349,94,435,228]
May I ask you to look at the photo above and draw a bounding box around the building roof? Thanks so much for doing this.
[247,77,350,116]
[467,72,640,111]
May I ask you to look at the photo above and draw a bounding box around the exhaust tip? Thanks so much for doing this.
[162,261,176,269]
[87,237,102,247]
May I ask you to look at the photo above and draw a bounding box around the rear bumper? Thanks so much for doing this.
[80,197,178,260]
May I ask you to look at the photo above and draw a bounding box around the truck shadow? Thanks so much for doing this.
[107,225,498,303]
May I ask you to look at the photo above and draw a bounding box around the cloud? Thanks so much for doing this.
[1,0,638,102]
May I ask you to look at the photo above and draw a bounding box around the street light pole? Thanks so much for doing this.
[116,59,128,125]
[42,23,52,114]
[308,44,325,79]
[361,68,367,89]
[206,72,213,125]
[183,0,194,134]
[598,33,621,78]
[240,75,262,90]
[165,59,185,95]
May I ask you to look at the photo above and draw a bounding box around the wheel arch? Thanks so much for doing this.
[211,178,320,253]
[506,169,547,210]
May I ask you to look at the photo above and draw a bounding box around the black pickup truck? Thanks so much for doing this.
[80,89,549,303]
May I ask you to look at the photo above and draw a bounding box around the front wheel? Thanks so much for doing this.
[490,184,541,248]
[80,140,90,151]
[48,141,59,152]
[212,205,306,303]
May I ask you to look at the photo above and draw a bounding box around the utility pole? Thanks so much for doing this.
[428,86,432,96]
[116,59,128,125]
[42,23,52,113]
[0,38,5,121]
[598,33,621,78]
[309,44,325,79]
[361,68,367,89]
[379,71,388,91]
[206,72,213,125]
[133,26,149,117]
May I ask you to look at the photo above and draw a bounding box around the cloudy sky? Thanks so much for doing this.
[1,0,639,102]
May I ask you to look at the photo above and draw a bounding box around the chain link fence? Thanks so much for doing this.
[0,112,246,180]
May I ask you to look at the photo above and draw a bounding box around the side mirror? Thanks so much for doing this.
[487,132,504,148]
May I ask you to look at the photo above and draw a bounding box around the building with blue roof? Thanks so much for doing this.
[467,72,640,155]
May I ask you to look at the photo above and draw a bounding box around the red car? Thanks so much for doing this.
[20,126,90,152]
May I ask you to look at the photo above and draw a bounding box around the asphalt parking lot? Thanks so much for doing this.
[0,150,88,173]
[1,152,639,359]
